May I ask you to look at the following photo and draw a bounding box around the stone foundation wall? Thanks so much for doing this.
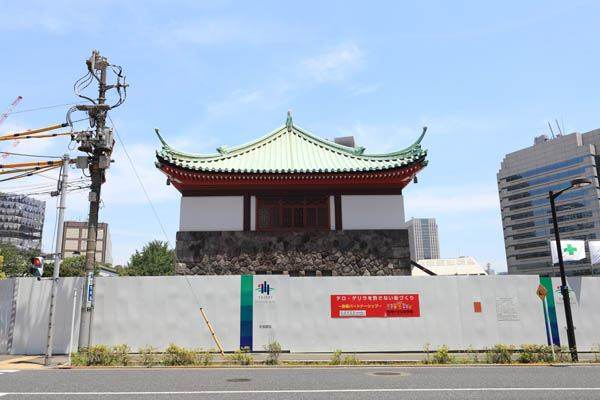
[176,230,410,276]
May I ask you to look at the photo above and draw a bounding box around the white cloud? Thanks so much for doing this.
[301,43,364,83]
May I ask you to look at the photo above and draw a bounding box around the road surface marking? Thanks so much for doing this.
[1,387,600,395]
[0,370,19,375]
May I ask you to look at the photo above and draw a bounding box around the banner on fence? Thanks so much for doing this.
[330,294,420,318]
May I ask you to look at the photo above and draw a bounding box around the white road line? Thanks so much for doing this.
[1,388,600,395]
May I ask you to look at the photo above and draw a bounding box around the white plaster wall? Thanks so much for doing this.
[341,195,405,230]
[179,196,243,231]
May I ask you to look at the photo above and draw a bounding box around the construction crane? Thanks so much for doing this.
[0,96,23,161]
[0,96,22,125]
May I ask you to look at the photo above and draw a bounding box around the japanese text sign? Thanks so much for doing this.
[330,294,420,318]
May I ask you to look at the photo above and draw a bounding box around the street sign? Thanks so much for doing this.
[536,284,548,301]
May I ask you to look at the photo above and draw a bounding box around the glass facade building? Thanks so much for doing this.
[405,218,440,261]
[497,129,600,276]
[0,192,45,251]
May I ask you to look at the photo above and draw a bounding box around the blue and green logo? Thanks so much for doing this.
[256,281,275,295]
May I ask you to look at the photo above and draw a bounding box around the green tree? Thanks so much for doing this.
[125,240,175,276]
[0,243,37,277]
[43,255,102,277]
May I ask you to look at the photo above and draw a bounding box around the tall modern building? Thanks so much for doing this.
[0,192,45,251]
[404,218,440,261]
[498,129,600,276]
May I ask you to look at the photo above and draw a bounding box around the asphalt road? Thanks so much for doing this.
[1,365,600,399]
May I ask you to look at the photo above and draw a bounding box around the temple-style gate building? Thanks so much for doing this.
[155,112,428,276]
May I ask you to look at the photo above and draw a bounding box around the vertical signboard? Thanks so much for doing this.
[252,275,289,351]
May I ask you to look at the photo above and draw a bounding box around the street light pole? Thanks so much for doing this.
[547,177,591,362]
[549,190,578,362]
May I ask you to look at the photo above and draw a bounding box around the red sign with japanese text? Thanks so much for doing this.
[330,294,420,318]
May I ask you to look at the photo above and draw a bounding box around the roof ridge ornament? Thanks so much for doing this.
[154,128,169,148]
[286,109,293,132]
[216,144,229,155]
[352,146,366,155]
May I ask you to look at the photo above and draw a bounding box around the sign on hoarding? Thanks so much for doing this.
[330,294,420,318]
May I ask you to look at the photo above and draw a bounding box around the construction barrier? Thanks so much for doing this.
[1,275,599,354]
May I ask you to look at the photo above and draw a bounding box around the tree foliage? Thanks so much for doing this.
[42,255,101,277]
[0,243,38,277]
[124,240,175,276]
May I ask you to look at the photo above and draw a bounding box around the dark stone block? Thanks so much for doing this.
[175,230,410,276]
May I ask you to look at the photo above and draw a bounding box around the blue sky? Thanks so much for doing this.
[1,1,599,270]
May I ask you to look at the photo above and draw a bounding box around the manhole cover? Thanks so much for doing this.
[227,378,251,382]
[369,371,410,376]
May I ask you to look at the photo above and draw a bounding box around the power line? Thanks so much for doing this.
[6,102,80,115]
[108,114,171,245]
[0,151,63,159]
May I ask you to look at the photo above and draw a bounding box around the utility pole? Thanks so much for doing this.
[44,154,69,366]
[74,50,127,349]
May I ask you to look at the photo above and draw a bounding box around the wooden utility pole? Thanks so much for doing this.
[75,51,127,349]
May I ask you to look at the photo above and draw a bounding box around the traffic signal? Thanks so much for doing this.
[30,257,44,277]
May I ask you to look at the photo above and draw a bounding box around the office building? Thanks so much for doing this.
[497,129,600,276]
[61,221,113,264]
[404,218,440,261]
[0,192,45,251]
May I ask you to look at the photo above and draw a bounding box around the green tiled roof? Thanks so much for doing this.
[155,115,427,174]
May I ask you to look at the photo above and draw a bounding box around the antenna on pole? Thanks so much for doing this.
[548,122,556,139]
[555,120,563,136]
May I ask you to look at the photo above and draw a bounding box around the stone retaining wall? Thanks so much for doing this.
[176,230,410,276]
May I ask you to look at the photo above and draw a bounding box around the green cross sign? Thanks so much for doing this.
[563,244,577,255]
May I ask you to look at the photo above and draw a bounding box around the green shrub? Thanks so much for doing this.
[199,348,215,366]
[555,345,569,362]
[164,343,196,365]
[341,353,361,365]
[70,352,88,366]
[226,347,253,365]
[484,344,514,364]
[592,343,600,362]
[432,345,453,364]
[465,345,479,363]
[264,341,282,365]
[138,345,159,367]
[87,345,112,366]
[111,344,132,366]
[329,349,343,365]
[518,344,554,363]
